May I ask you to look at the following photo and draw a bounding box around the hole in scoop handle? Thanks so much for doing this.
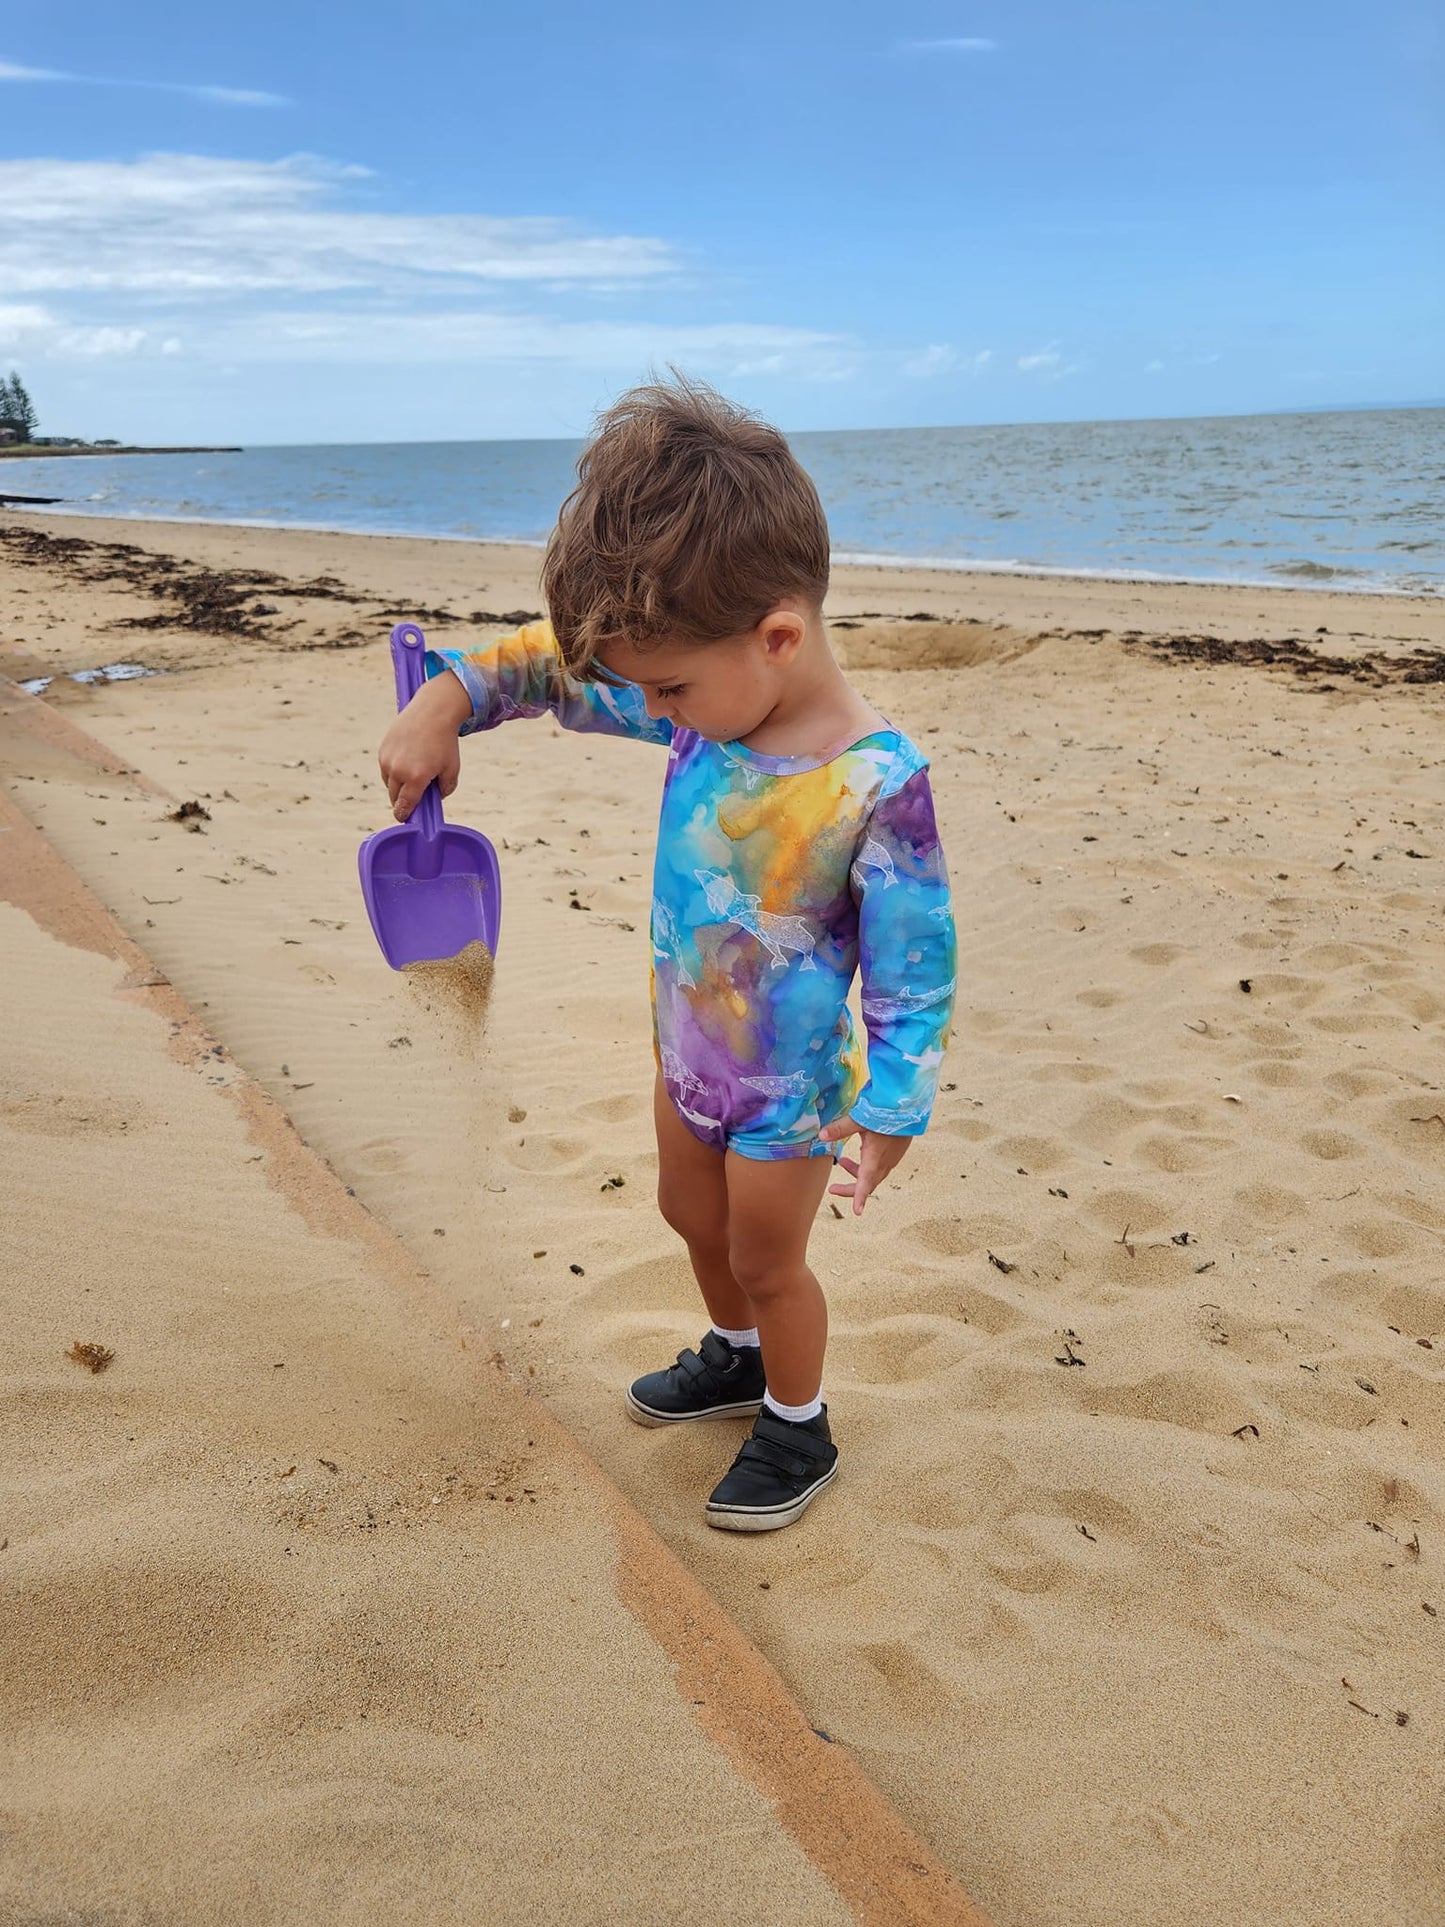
[390,622,429,713]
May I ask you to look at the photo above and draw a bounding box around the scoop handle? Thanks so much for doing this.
[389,622,445,847]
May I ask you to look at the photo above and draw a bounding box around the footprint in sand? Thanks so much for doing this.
[1232,1180,1310,1226]
[1079,1367,1266,1438]
[993,1132,1071,1173]
[1244,1059,1308,1088]
[1324,1067,1400,1098]
[1129,942,1190,966]
[1341,1216,1417,1260]
[1243,1018,1300,1049]
[908,1212,1031,1260]
[575,1090,647,1124]
[828,1315,975,1387]
[1240,973,1325,1009]
[505,1133,591,1173]
[1297,941,1373,971]
[1083,1185,1174,1235]
[1028,1059,1113,1085]
[1378,982,1445,1023]
[1135,1129,1231,1174]
[1300,1128,1360,1161]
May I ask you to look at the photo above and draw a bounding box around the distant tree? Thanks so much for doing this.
[0,373,38,442]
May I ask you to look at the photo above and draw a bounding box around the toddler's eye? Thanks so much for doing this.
[656,684,685,698]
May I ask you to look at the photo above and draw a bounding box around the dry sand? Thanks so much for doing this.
[404,939,497,1046]
[0,739,974,1926]
[3,509,1445,1926]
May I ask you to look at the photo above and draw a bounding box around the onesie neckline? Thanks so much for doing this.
[713,724,899,778]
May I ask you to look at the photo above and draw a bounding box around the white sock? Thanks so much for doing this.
[763,1389,823,1424]
[711,1323,760,1350]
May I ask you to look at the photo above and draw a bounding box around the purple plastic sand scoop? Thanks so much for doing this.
[358,622,501,969]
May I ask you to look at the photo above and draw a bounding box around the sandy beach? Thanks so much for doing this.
[3,509,1444,1926]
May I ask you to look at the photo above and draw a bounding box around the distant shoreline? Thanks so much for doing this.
[1,500,1437,599]
[4,502,1441,606]
[3,408,1437,598]
[0,444,242,459]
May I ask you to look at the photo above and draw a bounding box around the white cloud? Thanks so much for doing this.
[1017,344,1083,381]
[1145,358,1165,372]
[0,55,286,107]
[896,37,997,53]
[903,343,956,378]
[0,154,677,296]
[0,302,54,346]
[901,345,995,379]
[191,308,858,379]
[55,326,147,356]
[2,292,856,384]
[0,150,864,394]
[194,87,288,107]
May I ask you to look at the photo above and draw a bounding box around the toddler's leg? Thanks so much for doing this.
[703,1152,837,1531]
[722,1152,833,1410]
[652,1074,752,1333]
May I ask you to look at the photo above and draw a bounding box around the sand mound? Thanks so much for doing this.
[833,618,1038,672]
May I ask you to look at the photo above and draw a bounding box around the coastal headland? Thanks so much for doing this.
[0,443,243,456]
[3,509,1443,1927]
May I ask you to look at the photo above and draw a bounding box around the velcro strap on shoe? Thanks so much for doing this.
[736,1435,815,1480]
[696,1330,735,1374]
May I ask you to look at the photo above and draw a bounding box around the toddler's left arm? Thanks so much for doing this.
[822,762,956,1210]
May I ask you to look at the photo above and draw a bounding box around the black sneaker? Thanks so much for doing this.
[705,1406,838,1531]
[625,1330,766,1427]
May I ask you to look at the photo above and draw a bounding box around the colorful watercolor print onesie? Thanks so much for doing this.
[430,623,957,1160]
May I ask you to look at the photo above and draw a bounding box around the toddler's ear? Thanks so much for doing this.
[758,607,807,664]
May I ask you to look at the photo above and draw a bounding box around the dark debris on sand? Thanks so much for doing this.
[66,1340,115,1374]
[0,522,516,650]
[1120,628,1445,689]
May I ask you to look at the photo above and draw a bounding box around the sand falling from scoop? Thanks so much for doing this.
[402,940,495,1049]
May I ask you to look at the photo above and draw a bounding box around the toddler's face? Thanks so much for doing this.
[599,628,783,743]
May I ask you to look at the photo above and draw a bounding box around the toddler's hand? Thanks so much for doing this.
[377,670,471,822]
[819,1116,912,1214]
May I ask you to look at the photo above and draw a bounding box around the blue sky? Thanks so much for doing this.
[2,0,1441,442]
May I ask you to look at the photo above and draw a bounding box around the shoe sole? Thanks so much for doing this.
[624,1389,765,1428]
[704,1461,838,1531]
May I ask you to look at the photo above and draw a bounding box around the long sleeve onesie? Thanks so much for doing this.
[430,622,957,1160]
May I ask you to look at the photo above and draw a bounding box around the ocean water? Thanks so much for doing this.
[3,406,1440,595]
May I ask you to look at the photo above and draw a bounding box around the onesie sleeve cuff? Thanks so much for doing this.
[849,1092,934,1138]
[425,648,491,734]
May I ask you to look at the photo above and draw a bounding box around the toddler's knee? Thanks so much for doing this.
[658,1180,718,1251]
[727,1243,787,1303]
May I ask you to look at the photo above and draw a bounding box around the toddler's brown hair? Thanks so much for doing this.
[542,373,830,675]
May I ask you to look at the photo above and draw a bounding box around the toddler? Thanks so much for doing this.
[379,377,955,1531]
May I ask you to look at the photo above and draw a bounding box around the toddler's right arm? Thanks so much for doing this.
[378,619,668,822]
[378,666,471,822]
